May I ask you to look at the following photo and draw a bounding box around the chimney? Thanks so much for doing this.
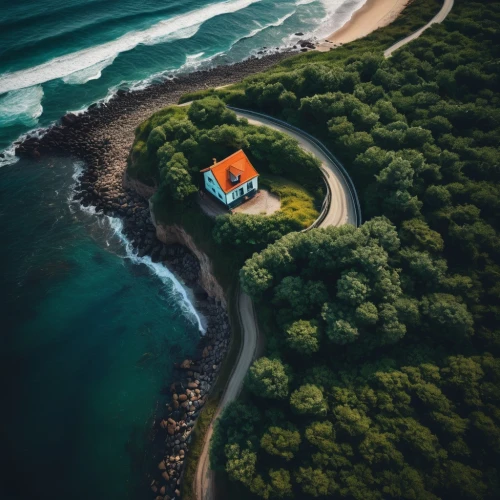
[212,158,217,165]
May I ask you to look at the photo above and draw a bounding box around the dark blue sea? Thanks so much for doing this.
[0,0,366,498]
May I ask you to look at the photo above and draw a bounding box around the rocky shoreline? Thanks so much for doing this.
[14,51,297,499]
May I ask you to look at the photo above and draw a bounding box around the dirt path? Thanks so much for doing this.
[194,291,257,500]
[384,0,454,57]
[194,111,359,500]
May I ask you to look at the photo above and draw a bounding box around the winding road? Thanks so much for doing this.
[194,109,360,500]
[194,1,456,496]
[384,0,454,57]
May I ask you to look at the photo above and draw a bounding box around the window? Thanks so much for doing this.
[208,177,214,184]
[239,187,244,196]
[233,191,238,200]
[247,181,253,190]
[212,187,216,194]
[218,193,223,200]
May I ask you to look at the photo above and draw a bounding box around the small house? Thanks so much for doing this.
[200,150,259,207]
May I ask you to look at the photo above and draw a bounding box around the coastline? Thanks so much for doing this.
[14,50,295,499]
[316,0,409,51]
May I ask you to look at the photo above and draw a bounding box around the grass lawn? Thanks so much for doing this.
[260,174,320,229]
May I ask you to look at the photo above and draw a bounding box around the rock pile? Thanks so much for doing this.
[151,301,230,499]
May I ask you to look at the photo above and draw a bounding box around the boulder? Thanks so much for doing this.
[61,113,79,127]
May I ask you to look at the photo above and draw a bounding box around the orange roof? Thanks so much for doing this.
[200,150,259,194]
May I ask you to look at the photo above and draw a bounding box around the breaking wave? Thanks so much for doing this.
[0,0,262,94]
[0,86,44,127]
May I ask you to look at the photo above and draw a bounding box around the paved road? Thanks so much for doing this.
[194,110,359,500]
[384,0,454,57]
[195,292,257,500]
[234,109,358,227]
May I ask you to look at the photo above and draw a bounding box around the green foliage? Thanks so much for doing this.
[212,175,321,253]
[246,357,290,399]
[285,320,321,354]
[260,426,301,460]
[188,1,500,498]
[241,218,407,350]
[187,96,238,128]
[290,384,328,416]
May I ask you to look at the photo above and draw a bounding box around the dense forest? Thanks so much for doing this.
[209,0,500,498]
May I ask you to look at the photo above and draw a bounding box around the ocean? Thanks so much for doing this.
[0,0,366,498]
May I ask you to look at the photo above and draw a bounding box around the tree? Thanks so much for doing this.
[376,157,414,190]
[187,96,237,128]
[273,276,328,318]
[296,467,336,497]
[285,320,321,354]
[400,218,444,253]
[322,304,359,344]
[246,358,289,399]
[305,421,337,452]
[290,384,328,416]
[441,461,488,500]
[225,443,257,486]
[421,294,474,339]
[147,126,166,153]
[359,432,403,466]
[337,271,370,306]
[268,469,293,498]
[334,405,371,436]
[260,426,301,461]
[211,401,261,470]
[164,164,197,201]
[355,302,379,326]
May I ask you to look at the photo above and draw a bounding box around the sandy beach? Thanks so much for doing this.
[317,0,409,51]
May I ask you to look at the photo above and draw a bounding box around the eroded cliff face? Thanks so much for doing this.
[123,172,157,199]
[124,174,226,306]
[155,222,227,308]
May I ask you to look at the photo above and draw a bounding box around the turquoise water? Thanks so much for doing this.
[0,156,201,498]
[0,0,366,498]
[0,0,368,154]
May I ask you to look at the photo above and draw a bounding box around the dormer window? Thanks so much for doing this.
[228,165,243,184]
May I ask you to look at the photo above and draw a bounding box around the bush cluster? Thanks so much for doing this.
[128,97,322,250]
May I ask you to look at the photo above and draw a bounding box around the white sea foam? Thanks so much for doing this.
[0,143,19,167]
[316,0,368,39]
[107,216,206,334]
[245,10,297,39]
[0,86,44,127]
[67,164,205,333]
[0,0,261,94]
[186,52,206,61]
[0,124,48,168]
[62,57,117,85]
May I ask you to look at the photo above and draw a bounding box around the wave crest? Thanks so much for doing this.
[0,86,43,127]
[0,0,262,94]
